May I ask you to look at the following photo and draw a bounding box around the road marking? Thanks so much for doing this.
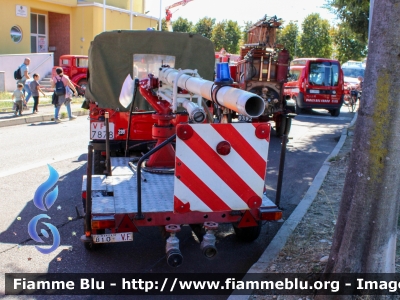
[0,151,85,178]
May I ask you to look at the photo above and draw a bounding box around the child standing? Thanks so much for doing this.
[12,83,26,116]
[29,73,46,114]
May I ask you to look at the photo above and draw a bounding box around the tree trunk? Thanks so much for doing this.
[325,0,400,278]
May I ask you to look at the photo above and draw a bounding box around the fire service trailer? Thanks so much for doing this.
[81,31,282,267]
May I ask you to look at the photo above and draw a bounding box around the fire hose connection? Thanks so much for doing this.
[165,224,183,267]
[200,222,218,259]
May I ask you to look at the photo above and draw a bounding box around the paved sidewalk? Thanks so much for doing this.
[0,101,89,128]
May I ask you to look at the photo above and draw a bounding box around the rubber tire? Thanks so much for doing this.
[275,116,284,137]
[275,116,292,137]
[350,96,357,112]
[93,150,105,175]
[233,221,262,242]
[77,79,88,96]
[330,109,340,117]
[283,117,292,136]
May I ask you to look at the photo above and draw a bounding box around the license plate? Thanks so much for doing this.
[309,90,320,94]
[92,232,133,243]
[91,122,114,140]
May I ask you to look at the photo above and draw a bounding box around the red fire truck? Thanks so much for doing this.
[231,15,293,136]
[52,55,88,95]
[80,30,282,267]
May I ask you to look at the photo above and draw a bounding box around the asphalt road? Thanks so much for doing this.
[0,108,355,298]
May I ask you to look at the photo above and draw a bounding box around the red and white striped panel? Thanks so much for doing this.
[173,123,270,213]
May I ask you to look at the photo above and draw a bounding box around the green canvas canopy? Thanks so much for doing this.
[85,30,216,112]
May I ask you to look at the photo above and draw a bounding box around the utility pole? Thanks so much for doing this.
[103,0,106,31]
[159,0,162,31]
[130,0,133,30]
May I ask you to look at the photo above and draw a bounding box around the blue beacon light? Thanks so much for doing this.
[215,63,233,85]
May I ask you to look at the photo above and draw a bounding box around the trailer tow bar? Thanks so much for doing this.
[165,224,183,268]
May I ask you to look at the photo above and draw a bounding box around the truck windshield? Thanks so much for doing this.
[289,70,301,81]
[308,62,340,87]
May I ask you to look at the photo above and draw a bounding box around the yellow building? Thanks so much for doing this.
[2,0,159,63]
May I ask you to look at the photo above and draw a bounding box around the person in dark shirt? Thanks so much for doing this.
[29,73,46,114]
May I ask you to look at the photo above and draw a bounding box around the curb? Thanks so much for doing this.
[227,113,358,300]
[0,108,89,128]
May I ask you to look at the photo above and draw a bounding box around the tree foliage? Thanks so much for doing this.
[332,23,368,63]
[225,20,242,54]
[193,17,215,39]
[326,0,369,42]
[158,18,168,31]
[211,22,227,52]
[299,13,332,58]
[276,21,299,60]
[172,17,193,33]
[241,21,253,45]
[211,20,242,54]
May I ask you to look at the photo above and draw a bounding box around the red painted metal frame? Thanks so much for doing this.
[89,103,188,142]
[90,207,282,234]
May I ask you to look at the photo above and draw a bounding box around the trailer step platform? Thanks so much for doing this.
[83,157,277,215]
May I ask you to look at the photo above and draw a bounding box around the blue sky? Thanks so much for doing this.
[145,0,339,30]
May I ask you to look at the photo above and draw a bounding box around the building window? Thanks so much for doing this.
[31,13,47,53]
[11,26,23,43]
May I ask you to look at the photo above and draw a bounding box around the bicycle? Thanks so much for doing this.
[348,90,358,112]
[343,88,358,112]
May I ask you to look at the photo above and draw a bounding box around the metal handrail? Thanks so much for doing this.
[29,54,53,75]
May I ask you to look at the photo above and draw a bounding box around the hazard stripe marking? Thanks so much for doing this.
[175,158,231,212]
[174,180,212,212]
[212,124,267,179]
[181,130,260,204]
[190,125,264,195]
[176,142,251,210]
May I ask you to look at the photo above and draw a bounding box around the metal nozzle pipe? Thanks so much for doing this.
[165,225,183,267]
[200,222,218,260]
[159,68,265,118]
[180,99,206,123]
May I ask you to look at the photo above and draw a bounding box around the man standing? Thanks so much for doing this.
[17,58,31,109]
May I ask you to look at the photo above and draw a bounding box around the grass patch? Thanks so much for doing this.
[60,112,68,119]
[0,92,13,100]
[0,96,52,110]
[328,155,340,162]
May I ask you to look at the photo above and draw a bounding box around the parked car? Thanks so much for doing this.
[341,61,365,104]
[342,60,365,87]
